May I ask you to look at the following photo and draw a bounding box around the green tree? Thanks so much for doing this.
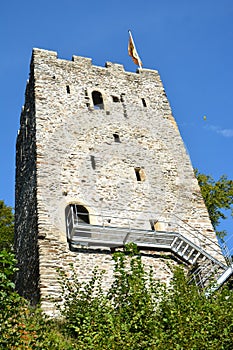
[195,170,233,237]
[0,200,14,251]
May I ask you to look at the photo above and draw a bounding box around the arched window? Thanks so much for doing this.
[92,91,104,109]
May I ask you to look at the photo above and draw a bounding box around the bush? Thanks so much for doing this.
[58,244,233,349]
[1,245,232,349]
[0,249,74,349]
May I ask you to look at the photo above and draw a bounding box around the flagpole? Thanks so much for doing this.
[128,30,142,69]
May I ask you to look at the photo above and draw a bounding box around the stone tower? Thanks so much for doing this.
[15,48,225,315]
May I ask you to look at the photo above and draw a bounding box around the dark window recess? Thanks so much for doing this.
[134,167,146,182]
[65,204,90,243]
[66,85,70,94]
[72,204,90,224]
[150,220,156,231]
[142,98,147,107]
[92,91,104,109]
[135,168,141,181]
[90,155,96,169]
[113,133,120,143]
[84,90,90,108]
[112,96,120,102]
[120,93,128,118]
[120,94,125,102]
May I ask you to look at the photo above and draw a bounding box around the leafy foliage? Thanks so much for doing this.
[195,170,233,237]
[0,200,14,251]
[157,268,233,349]
[1,195,233,348]
[0,243,232,348]
[58,244,233,349]
[0,249,17,294]
[0,247,73,349]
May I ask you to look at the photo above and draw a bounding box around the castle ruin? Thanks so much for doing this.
[15,48,226,315]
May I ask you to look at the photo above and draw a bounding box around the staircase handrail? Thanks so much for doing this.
[66,207,232,265]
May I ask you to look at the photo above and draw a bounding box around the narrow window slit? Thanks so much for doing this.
[120,93,125,102]
[134,167,145,182]
[142,98,147,107]
[150,220,156,231]
[90,155,96,170]
[66,85,70,94]
[113,133,120,143]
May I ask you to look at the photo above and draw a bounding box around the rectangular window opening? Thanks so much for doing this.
[120,94,125,103]
[112,96,120,102]
[134,167,145,182]
[66,85,70,94]
[150,220,158,231]
[142,98,147,107]
[90,155,96,170]
[113,133,120,143]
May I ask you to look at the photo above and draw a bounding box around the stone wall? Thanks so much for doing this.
[15,48,224,315]
[15,66,40,302]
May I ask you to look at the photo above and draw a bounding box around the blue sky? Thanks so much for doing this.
[1,0,233,246]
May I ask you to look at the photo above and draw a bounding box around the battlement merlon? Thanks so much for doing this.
[31,48,160,80]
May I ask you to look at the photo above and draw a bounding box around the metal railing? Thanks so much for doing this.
[65,206,233,291]
[66,206,231,263]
